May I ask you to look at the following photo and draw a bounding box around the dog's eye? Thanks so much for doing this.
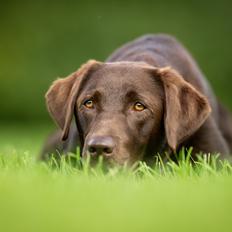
[84,99,94,109]
[133,102,145,111]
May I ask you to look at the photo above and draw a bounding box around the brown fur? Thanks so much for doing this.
[155,67,211,152]
[41,34,232,164]
[46,60,102,140]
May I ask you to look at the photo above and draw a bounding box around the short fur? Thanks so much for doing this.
[41,34,232,164]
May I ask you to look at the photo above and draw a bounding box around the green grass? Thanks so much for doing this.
[0,123,232,232]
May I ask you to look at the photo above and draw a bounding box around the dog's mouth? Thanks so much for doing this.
[81,145,143,167]
[79,129,148,166]
[81,142,134,166]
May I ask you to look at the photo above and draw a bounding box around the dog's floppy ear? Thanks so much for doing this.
[154,67,211,151]
[46,60,102,140]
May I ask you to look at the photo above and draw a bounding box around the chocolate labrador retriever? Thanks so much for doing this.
[41,34,232,164]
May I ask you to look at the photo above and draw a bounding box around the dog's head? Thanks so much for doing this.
[46,60,211,165]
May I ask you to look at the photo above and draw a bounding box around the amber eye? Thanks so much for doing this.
[84,99,94,109]
[133,102,145,111]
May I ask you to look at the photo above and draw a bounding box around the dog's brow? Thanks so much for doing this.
[78,89,102,104]
[125,90,147,102]
[125,90,137,98]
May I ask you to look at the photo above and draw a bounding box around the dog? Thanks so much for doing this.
[41,34,232,165]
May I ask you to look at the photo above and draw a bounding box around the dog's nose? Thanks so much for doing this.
[87,136,115,156]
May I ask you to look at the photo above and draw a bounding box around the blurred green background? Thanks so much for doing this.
[0,0,232,123]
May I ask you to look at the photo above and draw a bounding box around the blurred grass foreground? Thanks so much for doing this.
[1,1,232,232]
[0,125,232,232]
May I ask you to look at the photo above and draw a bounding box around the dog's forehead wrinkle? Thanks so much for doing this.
[85,68,162,110]
[95,72,155,92]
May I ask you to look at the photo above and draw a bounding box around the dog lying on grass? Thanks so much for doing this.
[41,34,232,165]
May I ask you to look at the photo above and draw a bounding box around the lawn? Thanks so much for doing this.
[0,123,232,232]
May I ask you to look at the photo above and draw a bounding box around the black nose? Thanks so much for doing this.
[87,136,115,156]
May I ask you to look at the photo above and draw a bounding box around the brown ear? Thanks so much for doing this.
[46,60,102,140]
[155,67,211,151]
